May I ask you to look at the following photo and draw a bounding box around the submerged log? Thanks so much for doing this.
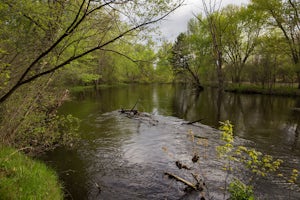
[119,99,140,115]
[165,172,197,190]
[182,119,204,125]
[187,119,204,125]
[165,172,207,199]
[119,108,138,115]
[119,109,159,126]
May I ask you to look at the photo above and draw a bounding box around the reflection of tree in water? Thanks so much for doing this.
[290,98,300,151]
[171,86,300,154]
[172,85,202,120]
[294,124,300,150]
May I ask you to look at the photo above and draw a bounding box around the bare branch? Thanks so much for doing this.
[101,49,138,63]
[65,0,88,33]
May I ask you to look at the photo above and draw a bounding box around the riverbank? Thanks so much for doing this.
[71,83,300,97]
[225,84,300,97]
[69,83,129,93]
[0,146,63,200]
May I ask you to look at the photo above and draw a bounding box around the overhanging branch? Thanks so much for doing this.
[0,2,183,103]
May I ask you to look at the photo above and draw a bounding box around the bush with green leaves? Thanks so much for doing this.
[216,120,299,199]
[228,179,254,200]
[0,81,80,154]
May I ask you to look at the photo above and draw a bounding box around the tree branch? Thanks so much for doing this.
[0,2,182,103]
[0,0,117,103]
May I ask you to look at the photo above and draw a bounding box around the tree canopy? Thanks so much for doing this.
[164,0,300,89]
[0,0,183,153]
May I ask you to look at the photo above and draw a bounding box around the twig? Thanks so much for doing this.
[130,99,139,111]
[194,135,208,140]
[191,173,200,183]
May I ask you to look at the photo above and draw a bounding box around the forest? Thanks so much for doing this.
[0,0,299,199]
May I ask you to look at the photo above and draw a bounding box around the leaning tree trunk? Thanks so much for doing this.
[186,65,204,91]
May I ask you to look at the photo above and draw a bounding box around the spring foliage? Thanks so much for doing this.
[216,120,299,199]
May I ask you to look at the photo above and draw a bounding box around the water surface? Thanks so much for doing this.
[42,84,300,199]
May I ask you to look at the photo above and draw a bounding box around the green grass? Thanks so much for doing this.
[225,84,300,97]
[0,146,63,200]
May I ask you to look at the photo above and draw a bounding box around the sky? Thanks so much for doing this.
[157,0,249,42]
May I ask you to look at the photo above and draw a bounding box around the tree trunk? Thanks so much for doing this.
[217,56,224,89]
[186,65,204,91]
[297,72,300,89]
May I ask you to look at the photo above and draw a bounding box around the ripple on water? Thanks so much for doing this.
[73,111,300,200]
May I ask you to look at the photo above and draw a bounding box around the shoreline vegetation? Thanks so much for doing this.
[70,83,300,97]
[224,84,300,97]
[0,146,63,200]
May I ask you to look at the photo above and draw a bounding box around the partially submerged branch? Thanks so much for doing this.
[164,172,197,190]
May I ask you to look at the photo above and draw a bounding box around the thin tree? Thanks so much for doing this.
[200,0,225,89]
[251,0,300,88]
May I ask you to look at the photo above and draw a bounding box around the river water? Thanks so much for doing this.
[41,84,300,199]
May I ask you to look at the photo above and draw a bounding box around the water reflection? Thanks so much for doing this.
[42,147,89,199]
[43,84,300,199]
[170,85,300,155]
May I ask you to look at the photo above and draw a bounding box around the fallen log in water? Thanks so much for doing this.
[182,119,204,125]
[119,109,159,126]
[119,108,138,115]
[164,172,197,190]
[165,172,207,199]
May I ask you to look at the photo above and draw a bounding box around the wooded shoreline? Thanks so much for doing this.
[225,84,300,97]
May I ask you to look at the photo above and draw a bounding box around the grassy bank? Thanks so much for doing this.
[225,84,300,97]
[0,146,63,200]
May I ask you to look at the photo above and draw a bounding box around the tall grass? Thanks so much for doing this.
[0,146,63,200]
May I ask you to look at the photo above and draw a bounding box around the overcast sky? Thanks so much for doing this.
[156,0,249,42]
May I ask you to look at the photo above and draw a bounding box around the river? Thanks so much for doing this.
[41,84,300,199]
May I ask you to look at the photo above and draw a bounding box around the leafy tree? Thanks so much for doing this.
[200,0,226,89]
[170,33,204,90]
[0,0,183,152]
[187,15,216,84]
[222,5,264,84]
[251,0,300,88]
[248,32,294,88]
[155,41,174,83]
[0,0,183,103]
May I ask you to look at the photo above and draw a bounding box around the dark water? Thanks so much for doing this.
[41,84,300,199]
